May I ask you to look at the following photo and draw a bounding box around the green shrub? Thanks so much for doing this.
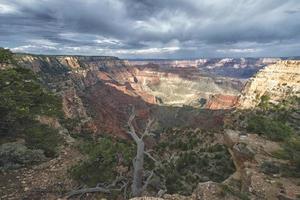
[272,149,290,160]
[0,67,62,137]
[260,161,280,175]
[0,48,13,63]
[271,138,300,177]
[24,124,62,157]
[70,137,135,186]
[0,142,46,170]
[283,136,300,169]
[246,115,293,141]
[158,145,235,195]
[258,94,271,110]
[220,184,250,200]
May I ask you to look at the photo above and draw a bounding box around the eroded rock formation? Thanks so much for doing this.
[206,94,238,110]
[239,60,300,109]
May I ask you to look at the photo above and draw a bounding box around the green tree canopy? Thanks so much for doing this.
[0,48,14,63]
[0,67,62,137]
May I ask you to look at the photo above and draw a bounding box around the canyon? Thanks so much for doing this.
[1,52,300,200]
[15,55,265,137]
[13,55,300,137]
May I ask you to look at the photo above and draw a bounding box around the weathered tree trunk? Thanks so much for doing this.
[127,107,154,197]
[132,139,145,196]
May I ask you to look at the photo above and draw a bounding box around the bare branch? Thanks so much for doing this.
[127,107,141,143]
[157,189,167,197]
[107,176,126,188]
[141,118,155,139]
[144,151,158,163]
[142,171,154,191]
[66,187,111,199]
[66,176,127,199]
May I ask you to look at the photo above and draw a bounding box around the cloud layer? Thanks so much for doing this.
[0,0,300,58]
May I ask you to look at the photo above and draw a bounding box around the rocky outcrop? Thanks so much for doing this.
[206,94,238,110]
[222,129,300,200]
[239,60,300,109]
[130,181,241,200]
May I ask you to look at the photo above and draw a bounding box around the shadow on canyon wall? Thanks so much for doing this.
[82,80,230,139]
[14,54,235,139]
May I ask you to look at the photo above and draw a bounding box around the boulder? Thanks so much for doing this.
[232,142,255,161]
[224,129,240,147]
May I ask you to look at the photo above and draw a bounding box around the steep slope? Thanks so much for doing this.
[239,60,300,109]
[16,55,153,138]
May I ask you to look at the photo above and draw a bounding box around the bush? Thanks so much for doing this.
[70,137,135,186]
[271,138,300,177]
[0,67,62,137]
[158,145,235,195]
[246,115,293,141]
[0,142,46,170]
[24,124,62,157]
[221,184,250,200]
[283,136,300,169]
[260,161,280,175]
[258,94,271,110]
[0,48,13,63]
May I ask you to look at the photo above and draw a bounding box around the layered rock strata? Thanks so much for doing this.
[239,60,300,109]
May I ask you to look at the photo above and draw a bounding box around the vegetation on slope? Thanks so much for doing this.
[154,128,235,195]
[70,136,135,186]
[230,94,300,176]
[246,115,293,141]
[69,128,235,198]
[0,49,63,169]
[0,47,14,64]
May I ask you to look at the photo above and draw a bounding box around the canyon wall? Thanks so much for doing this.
[238,60,300,109]
[129,57,280,78]
[134,64,242,106]
[16,55,153,138]
[14,54,245,137]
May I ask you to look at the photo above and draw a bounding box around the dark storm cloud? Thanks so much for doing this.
[0,0,300,58]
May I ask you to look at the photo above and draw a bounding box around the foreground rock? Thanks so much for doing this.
[131,182,240,200]
[223,130,300,200]
[133,130,300,200]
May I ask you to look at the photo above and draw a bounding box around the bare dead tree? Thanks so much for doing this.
[127,106,155,197]
[65,107,158,199]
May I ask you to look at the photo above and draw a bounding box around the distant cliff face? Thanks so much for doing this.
[129,57,280,79]
[134,64,243,106]
[238,60,300,109]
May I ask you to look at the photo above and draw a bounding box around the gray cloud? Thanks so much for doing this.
[0,0,300,58]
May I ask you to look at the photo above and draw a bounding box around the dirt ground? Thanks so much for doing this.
[0,146,83,200]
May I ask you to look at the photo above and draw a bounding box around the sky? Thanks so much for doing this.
[0,0,300,59]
